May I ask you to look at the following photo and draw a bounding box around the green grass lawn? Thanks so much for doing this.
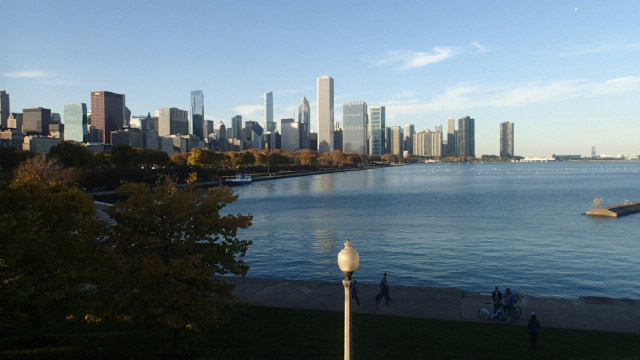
[2,306,639,359]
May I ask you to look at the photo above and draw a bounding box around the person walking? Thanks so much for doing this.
[351,280,360,306]
[375,273,391,305]
[528,312,541,350]
[491,287,503,313]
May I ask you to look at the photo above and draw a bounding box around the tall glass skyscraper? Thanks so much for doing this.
[231,115,242,140]
[64,103,88,143]
[457,116,475,157]
[0,90,10,129]
[297,96,310,149]
[317,76,334,153]
[191,90,204,141]
[369,106,385,156]
[343,101,367,154]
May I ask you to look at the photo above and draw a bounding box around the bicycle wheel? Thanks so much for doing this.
[499,312,511,324]
[478,307,491,320]
[513,306,522,319]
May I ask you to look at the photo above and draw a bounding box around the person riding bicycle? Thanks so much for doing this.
[503,288,516,316]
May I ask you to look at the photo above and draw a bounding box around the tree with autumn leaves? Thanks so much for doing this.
[96,174,253,355]
[1,159,253,355]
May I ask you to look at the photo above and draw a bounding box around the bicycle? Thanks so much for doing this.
[478,303,511,324]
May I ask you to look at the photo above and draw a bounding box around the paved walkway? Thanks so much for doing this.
[225,277,640,334]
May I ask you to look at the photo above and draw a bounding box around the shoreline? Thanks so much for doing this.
[225,276,640,334]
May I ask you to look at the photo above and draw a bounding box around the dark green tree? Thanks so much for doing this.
[99,175,253,355]
[48,142,94,168]
[110,144,138,166]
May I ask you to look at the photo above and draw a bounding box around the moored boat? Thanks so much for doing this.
[225,173,252,185]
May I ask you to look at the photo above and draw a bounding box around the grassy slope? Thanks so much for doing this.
[2,306,639,359]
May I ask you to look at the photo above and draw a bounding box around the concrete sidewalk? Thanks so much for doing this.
[225,277,640,334]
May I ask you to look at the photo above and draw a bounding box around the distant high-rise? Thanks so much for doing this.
[64,103,88,143]
[91,91,125,144]
[447,117,456,156]
[0,90,10,129]
[264,91,276,133]
[343,101,367,154]
[191,90,204,141]
[413,130,443,157]
[23,107,51,136]
[231,115,242,140]
[297,96,310,149]
[243,120,263,149]
[390,126,403,155]
[499,121,514,158]
[457,116,475,157]
[158,107,189,136]
[281,118,300,150]
[333,122,343,152]
[404,124,415,155]
[317,76,334,153]
[591,146,597,159]
[369,106,385,156]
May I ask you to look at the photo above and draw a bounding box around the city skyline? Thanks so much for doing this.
[2,1,639,156]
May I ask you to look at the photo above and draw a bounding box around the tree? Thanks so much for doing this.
[137,148,170,167]
[48,142,94,168]
[170,152,190,166]
[0,173,102,337]
[187,148,223,167]
[110,144,138,167]
[296,149,318,166]
[99,175,253,355]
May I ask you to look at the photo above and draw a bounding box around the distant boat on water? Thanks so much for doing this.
[225,173,252,185]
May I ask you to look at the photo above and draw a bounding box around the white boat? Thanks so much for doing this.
[225,173,252,185]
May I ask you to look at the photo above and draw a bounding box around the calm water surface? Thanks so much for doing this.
[225,162,640,298]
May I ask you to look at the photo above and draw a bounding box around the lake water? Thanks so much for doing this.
[224,162,640,298]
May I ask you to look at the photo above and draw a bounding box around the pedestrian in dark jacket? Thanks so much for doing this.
[351,280,360,306]
[491,287,503,313]
[375,273,391,305]
[528,312,541,350]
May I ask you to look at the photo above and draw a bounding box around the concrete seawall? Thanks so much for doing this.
[225,277,640,334]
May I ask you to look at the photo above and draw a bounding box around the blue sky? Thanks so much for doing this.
[1,0,639,156]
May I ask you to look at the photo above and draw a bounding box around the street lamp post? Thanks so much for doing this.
[337,238,360,360]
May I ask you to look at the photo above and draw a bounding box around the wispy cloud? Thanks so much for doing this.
[382,76,640,119]
[471,41,488,53]
[562,41,640,57]
[376,47,459,71]
[234,104,263,120]
[2,70,51,78]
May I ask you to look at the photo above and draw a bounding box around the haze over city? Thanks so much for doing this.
[1,1,639,157]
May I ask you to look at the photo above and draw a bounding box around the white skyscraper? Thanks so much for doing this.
[264,91,276,132]
[317,76,334,153]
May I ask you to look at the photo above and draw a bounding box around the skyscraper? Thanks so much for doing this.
[500,121,514,158]
[390,126,403,155]
[191,90,204,141]
[23,107,51,135]
[231,115,242,140]
[297,96,310,149]
[64,103,88,143]
[280,118,300,150]
[404,124,415,155]
[447,117,456,156]
[413,130,443,157]
[369,106,385,156]
[158,107,189,136]
[343,101,367,154]
[317,76,334,153]
[91,91,125,144]
[457,116,475,158]
[264,91,276,133]
[1,90,10,129]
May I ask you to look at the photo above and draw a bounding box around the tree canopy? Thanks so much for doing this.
[0,171,103,336]
[98,175,253,355]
